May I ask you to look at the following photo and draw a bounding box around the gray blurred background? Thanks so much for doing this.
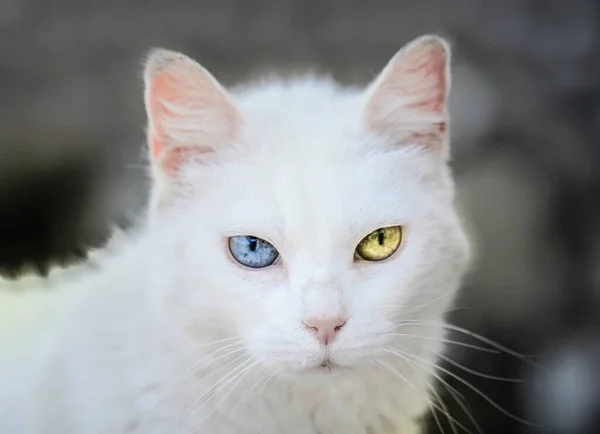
[2,1,600,433]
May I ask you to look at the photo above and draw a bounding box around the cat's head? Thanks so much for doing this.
[143,35,470,377]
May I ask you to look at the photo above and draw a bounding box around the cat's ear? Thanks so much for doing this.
[363,35,451,157]
[144,48,241,175]
[144,49,242,212]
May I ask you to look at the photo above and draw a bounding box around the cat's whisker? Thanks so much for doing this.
[374,359,444,431]
[185,356,254,418]
[189,341,242,354]
[188,352,248,386]
[403,347,472,434]
[383,332,500,354]
[175,335,243,358]
[396,320,539,365]
[428,383,458,434]
[418,384,446,434]
[429,401,447,434]
[194,359,259,423]
[374,358,464,434]
[419,382,448,434]
[380,353,472,434]
[391,350,483,434]
[207,364,260,420]
[437,353,526,383]
[384,347,537,427]
[156,352,248,416]
[376,348,460,434]
[397,291,456,317]
[261,370,278,393]
[185,343,246,376]
[400,351,483,434]
[230,365,270,417]
[437,378,484,434]
[195,336,244,348]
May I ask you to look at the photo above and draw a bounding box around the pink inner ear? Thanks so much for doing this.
[153,143,203,172]
[402,43,447,113]
[380,41,448,115]
[148,70,182,162]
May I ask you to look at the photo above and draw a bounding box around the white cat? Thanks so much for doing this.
[0,35,470,434]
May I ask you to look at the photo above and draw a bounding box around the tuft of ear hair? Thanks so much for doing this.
[363,35,451,157]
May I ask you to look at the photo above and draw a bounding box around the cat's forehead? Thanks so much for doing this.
[234,77,362,152]
[233,76,358,113]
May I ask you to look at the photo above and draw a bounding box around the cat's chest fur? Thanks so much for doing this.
[177,370,424,434]
[187,387,422,434]
[112,368,424,434]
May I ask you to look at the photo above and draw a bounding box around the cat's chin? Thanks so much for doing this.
[305,358,345,374]
[275,366,350,384]
[307,364,353,378]
[254,346,380,381]
[273,357,360,382]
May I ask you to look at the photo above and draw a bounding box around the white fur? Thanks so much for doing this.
[0,35,470,434]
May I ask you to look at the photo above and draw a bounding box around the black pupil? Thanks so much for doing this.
[377,229,385,245]
[249,238,258,252]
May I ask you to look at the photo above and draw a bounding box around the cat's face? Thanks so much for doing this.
[144,36,470,378]
[178,142,468,376]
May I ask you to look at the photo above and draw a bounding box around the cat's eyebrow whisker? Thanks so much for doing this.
[396,320,539,366]
[384,347,538,427]
[383,333,500,354]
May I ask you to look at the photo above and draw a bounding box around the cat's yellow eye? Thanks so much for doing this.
[355,226,403,262]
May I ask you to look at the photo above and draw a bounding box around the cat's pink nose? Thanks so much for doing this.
[303,316,347,346]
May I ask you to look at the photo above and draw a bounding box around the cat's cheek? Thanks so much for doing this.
[221,283,289,353]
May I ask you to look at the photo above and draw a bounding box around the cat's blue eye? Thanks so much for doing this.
[228,236,279,269]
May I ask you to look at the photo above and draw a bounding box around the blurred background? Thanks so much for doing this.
[1,0,600,432]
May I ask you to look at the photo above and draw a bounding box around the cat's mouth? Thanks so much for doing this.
[311,357,344,373]
[319,358,336,369]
